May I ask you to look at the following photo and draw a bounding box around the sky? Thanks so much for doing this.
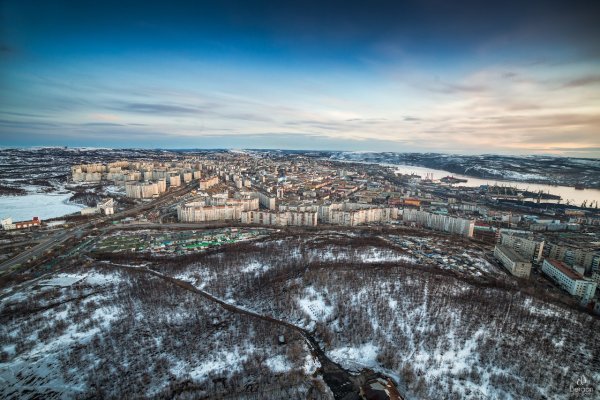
[1,0,599,156]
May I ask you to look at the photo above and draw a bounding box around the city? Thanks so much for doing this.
[2,0,600,399]
[0,147,599,399]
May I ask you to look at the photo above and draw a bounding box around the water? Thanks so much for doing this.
[390,164,600,205]
[0,193,84,221]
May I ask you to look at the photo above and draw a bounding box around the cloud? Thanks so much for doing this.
[116,102,206,114]
[424,80,488,95]
[81,122,124,127]
[345,118,388,122]
[561,74,600,88]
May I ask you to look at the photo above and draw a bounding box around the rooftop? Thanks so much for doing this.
[545,259,583,280]
[495,245,528,263]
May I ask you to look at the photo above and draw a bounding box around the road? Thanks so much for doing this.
[0,183,197,273]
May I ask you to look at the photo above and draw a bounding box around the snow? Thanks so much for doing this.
[84,271,122,285]
[102,185,125,195]
[0,193,84,220]
[313,246,412,264]
[175,265,215,290]
[37,271,120,288]
[264,354,292,373]
[329,343,379,370]
[0,286,121,399]
[303,353,320,374]
[187,348,248,379]
[297,287,333,322]
[241,260,271,275]
[39,276,83,287]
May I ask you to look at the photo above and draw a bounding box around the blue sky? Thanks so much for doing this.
[1,0,599,156]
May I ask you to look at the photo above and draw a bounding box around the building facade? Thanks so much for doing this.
[499,231,545,262]
[541,259,597,303]
[241,210,318,226]
[177,197,259,222]
[494,245,532,278]
[199,176,219,190]
[546,244,600,274]
[125,181,166,199]
[402,209,475,237]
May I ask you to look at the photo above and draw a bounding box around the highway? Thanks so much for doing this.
[0,183,197,273]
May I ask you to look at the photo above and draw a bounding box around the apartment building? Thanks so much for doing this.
[499,230,545,262]
[541,259,597,303]
[199,176,219,190]
[177,197,259,222]
[329,206,398,226]
[241,210,318,226]
[125,180,166,199]
[402,209,475,237]
[494,244,532,278]
[546,243,600,274]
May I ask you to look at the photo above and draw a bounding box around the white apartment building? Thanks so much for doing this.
[541,259,597,302]
[177,197,259,222]
[125,181,165,199]
[499,231,545,262]
[494,244,532,278]
[199,176,219,190]
[329,206,398,226]
[169,174,181,188]
[241,210,318,226]
[254,190,277,210]
[402,209,475,237]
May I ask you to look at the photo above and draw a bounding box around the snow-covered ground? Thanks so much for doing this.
[159,233,600,400]
[0,193,83,220]
[0,266,320,399]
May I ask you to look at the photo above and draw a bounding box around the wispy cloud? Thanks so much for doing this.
[561,74,600,88]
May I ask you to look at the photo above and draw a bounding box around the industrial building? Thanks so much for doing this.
[80,198,115,216]
[541,259,597,303]
[1,217,41,230]
[494,244,532,278]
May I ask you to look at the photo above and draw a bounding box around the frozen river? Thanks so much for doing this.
[0,193,83,221]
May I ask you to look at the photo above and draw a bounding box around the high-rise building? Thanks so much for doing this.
[541,259,597,303]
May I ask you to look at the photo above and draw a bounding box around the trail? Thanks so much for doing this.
[101,263,365,400]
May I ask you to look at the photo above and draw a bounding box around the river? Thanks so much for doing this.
[389,164,600,205]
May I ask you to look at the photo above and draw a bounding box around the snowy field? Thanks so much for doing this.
[0,193,83,220]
